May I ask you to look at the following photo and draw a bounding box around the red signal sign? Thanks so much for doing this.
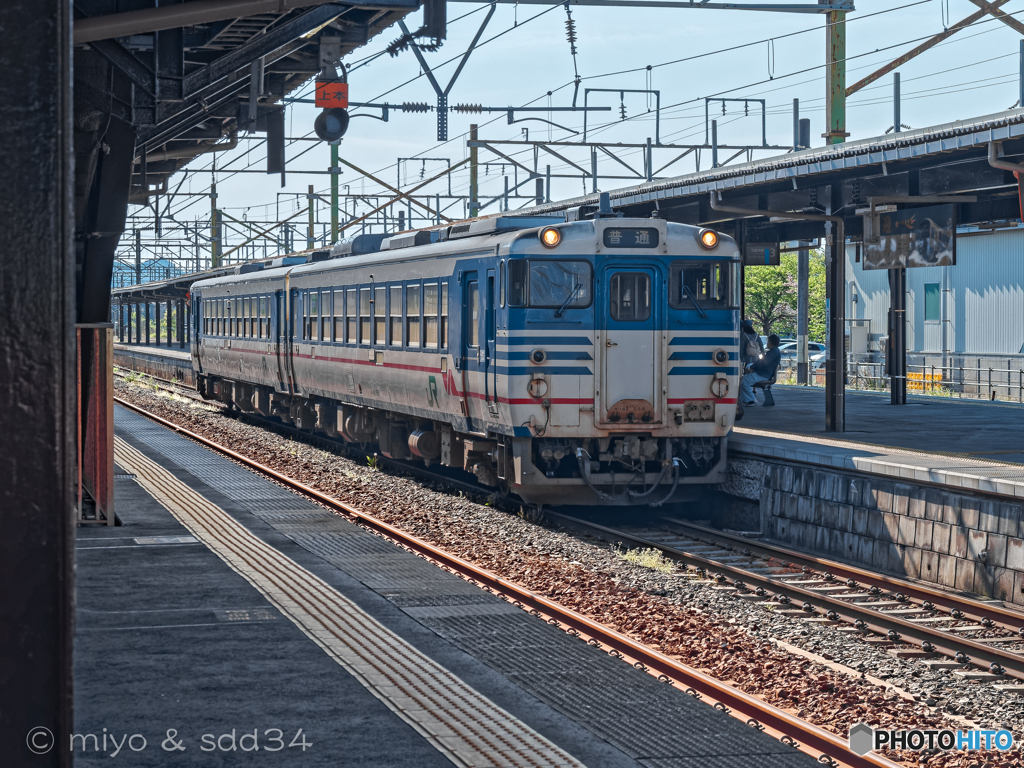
[315,80,348,108]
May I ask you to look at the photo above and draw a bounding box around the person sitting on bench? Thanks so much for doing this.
[741,333,781,406]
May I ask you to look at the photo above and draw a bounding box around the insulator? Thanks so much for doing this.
[565,18,577,53]
[401,102,430,113]
[452,104,483,114]
[619,103,627,121]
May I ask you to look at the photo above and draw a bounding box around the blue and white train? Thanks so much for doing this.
[189,202,741,506]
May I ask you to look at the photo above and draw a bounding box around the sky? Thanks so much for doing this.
[149,0,1024,253]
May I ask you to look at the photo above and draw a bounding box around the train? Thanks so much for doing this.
[189,196,742,506]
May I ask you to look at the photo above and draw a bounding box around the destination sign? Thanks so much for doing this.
[863,204,956,270]
[602,227,659,248]
[743,243,780,266]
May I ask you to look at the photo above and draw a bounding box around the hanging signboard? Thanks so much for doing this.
[315,80,349,108]
[863,204,956,270]
[743,243,780,266]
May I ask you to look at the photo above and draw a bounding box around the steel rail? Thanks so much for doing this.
[547,512,1024,681]
[112,395,896,768]
[663,517,1024,631]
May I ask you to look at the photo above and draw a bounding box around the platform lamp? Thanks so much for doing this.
[314,37,349,142]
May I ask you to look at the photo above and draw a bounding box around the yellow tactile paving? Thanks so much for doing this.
[114,436,585,768]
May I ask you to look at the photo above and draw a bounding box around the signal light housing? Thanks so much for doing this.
[698,229,719,250]
[539,227,561,248]
[314,107,350,142]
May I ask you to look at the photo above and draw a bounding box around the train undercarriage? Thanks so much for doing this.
[198,374,726,506]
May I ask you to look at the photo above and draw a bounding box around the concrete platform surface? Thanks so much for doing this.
[735,386,1024,500]
[71,404,820,767]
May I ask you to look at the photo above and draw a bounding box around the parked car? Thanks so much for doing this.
[778,341,825,360]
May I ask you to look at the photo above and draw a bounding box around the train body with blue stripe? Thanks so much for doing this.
[189,209,741,506]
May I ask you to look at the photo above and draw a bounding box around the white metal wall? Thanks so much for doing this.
[845,227,1024,355]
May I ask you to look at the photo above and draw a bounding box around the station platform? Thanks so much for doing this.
[736,386,1024,501]
[74,403,819,767]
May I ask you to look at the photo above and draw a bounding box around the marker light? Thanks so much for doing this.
[540,227,561,248]
[699,229,719,250]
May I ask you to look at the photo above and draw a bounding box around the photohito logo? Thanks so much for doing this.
[848,723,1014,755]
[26,726,55,755]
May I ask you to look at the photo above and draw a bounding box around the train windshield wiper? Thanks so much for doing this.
[555,280,582,318]
[682,285,707,318]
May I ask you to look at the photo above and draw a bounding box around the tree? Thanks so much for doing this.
[743,248,826,342]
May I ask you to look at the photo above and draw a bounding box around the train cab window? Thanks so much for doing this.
[609,272,651,322]
[308,291,319,341]
[507,259,592,310]
[669,261,738,309]
[374,287,386,345]
[424,283,439,349]
[467,281,480,348]
[334,291,344,342]
[347,289,357,343]
[389,286,402,346]
[406,284,421,348]
[440,282,448,349]
[499,261,505,307]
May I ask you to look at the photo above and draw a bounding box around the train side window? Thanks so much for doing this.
[374,287,386,345]
[440,282,448,349]
[609,272,651,322]
[334,290,344,342]
[261,296,269,339]
[467,281,479,348]
[309,291,319,341]
[346,289,357,343]
[424,283,439,349]
[359,288,371,344]
[322,292,330,341]
[406,284,421,348]
[499,261,505,308]
[256,297,262,338]
[507,260,527,306]
[389,286,402,346]
[245,298,252,338]
[229,298,236,337]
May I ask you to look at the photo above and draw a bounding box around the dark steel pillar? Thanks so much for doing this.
[888,267,907,404]
[0,0,74,763]
[825,184,845,432]
[119,303,126,343]
[797,241,810,384]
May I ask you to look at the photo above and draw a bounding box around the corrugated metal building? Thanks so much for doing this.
[845,227,1024,359]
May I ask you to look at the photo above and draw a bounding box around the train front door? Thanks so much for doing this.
[601,267,661,425]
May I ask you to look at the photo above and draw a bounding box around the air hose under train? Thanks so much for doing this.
[575,450,684,506]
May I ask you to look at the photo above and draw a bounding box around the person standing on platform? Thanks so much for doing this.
[740,319,764,367]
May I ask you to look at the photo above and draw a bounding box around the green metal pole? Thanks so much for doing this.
[210,181,220,268]
[307,184,315,249]
[469,123,479,218]
[330,143,339,243]
[825,8,848,146]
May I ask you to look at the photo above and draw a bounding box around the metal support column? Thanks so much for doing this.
[797,241,810,384]
[825,184,845,431]
[178,299,185,350]
[307,184,315,249]
[712,120,719,167]
[0,0,74,757]
[824,5,848,145]
[210,182,220,268]
[330,143,339,243]
[792,99,800,150]
[119,303,126,342]
[469,124,479,218]
[591,148,598,193]
[893,72,901,132]
[145,302,151,345]
[888,268,907,404]
[135,228,142,284]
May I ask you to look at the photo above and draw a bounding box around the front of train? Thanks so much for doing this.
[502,207,741,506]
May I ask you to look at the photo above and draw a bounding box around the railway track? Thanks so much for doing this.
[117,368,1024,685]
[113,392,901,768]
[549,512,1024,686]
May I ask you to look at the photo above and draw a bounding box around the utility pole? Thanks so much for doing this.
[210,182,220,268]
[469,124,479,218]
[307,184,316,249]
[823,2,848,146]
[330,142,340,243]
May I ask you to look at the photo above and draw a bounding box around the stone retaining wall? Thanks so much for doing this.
[722,456,1024,606]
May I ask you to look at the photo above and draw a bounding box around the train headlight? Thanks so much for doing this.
[530,349,547,364]
[698,229,718,250]
[713,349,729,365]
[539,227,561,248]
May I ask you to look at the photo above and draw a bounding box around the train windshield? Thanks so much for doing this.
[669,260,741,309]
[508,259,592,309]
